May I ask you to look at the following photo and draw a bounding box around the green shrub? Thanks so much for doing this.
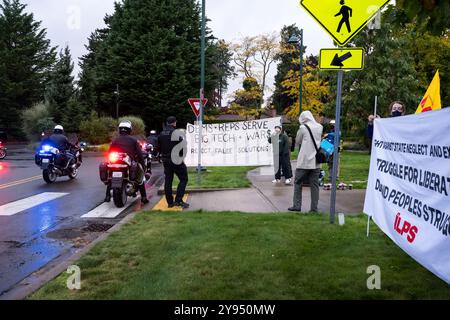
[80,112,117,145]
[22,103,56,142]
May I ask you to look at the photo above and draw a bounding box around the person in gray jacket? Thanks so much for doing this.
[289,111,323,213]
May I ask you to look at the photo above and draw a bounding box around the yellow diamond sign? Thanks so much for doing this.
[300,0,391,46]
[320,48,365,70]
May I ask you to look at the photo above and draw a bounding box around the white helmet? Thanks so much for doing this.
[54,125,64,134]
[118,121,132,134]
[119,121,132,129]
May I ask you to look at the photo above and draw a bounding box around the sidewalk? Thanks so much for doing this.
[186,162,366,215]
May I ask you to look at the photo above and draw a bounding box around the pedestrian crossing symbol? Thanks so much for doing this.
[299,0,390,46]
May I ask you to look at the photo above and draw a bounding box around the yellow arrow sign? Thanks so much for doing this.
[320,48,365,70]
[300,0,390,46]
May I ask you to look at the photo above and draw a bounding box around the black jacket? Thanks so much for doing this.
[48,134,74,151]
[157,126,183,163]
[147,134,158,147]
[268,133,290,156]
[109,134,145,167]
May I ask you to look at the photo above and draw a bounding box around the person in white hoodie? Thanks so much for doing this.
[289,111,323,213]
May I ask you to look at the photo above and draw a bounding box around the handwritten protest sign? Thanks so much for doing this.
[185,117,282,167]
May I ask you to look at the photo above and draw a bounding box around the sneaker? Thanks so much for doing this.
[168,203,175,208]
[288,207,302,212]
[174,201,190,209]
[272,179,281,184]
[141,198,149,205]
[285,179,292,185]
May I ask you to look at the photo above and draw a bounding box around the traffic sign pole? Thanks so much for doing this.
[330,70,343,224]
[299,0,384,224]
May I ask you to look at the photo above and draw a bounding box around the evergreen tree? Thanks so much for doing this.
[0,0,56,138]
[46,45,75,124]
[272,24,301,114]
[78,27,110,114]
[79,0,219,130]
[206,39,235,108]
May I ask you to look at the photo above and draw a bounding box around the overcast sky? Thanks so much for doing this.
[23,0,335,102]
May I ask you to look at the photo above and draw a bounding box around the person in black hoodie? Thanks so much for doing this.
[158,116,189,209]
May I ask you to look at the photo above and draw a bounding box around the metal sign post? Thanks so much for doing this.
[374,96,378,117]
[330,70,344,224]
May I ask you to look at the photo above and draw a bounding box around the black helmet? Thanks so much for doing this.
[118,121,132,135]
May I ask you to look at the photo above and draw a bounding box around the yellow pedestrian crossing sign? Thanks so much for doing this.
[300,0,390,46]
[320,48,365,70]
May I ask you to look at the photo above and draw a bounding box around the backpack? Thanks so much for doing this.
[304,124,328,164]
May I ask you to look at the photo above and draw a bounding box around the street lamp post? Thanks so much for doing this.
[288,29,304,116]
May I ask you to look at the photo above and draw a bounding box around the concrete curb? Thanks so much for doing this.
[157,187,250,196]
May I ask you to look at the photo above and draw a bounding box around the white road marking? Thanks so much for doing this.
[0,192,69,217]
[81,198,136,219]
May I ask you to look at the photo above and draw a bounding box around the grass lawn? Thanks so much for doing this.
[291,150,371,189]
[31,212,450,300]
[176,166,257,189]
[340,151,371,189]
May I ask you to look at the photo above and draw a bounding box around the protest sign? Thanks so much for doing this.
[364,108,450,284]
[185,117,282,167]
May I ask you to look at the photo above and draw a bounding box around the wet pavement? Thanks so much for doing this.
[0,145,164,297]
[186,163,366,214]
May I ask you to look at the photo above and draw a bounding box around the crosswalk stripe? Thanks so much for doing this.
[0,192,69,216]
[81,198,136,219]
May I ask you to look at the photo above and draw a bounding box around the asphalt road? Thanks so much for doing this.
[0,145,164,297]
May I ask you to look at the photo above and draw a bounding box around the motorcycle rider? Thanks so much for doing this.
[105,121,149,205]
[147,130,160,160]
[158,116,189,209]
[147,130,158,147]
[47,125,80,166]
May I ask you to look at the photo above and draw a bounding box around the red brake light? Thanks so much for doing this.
[109,152,119,163]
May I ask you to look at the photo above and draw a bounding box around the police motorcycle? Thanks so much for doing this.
[0,141,6,160]
[99,150,148,208]
[139,141,153,177]
[149,144,161,163]
[35,142,86,184]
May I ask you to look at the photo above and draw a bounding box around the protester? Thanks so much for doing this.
[366,115,375,153]
[268,126,293,185]
[324,120,340,182]
[289,111,323,213]
[390,101,406,117]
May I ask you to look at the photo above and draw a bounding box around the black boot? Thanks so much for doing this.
[104,186,111,203]
[140,185,149,205]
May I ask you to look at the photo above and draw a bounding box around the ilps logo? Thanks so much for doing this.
[394,213,419,244]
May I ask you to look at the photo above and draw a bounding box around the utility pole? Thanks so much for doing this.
[197,0,206,183]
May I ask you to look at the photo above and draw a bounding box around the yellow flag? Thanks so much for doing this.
[416,71,442,114]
